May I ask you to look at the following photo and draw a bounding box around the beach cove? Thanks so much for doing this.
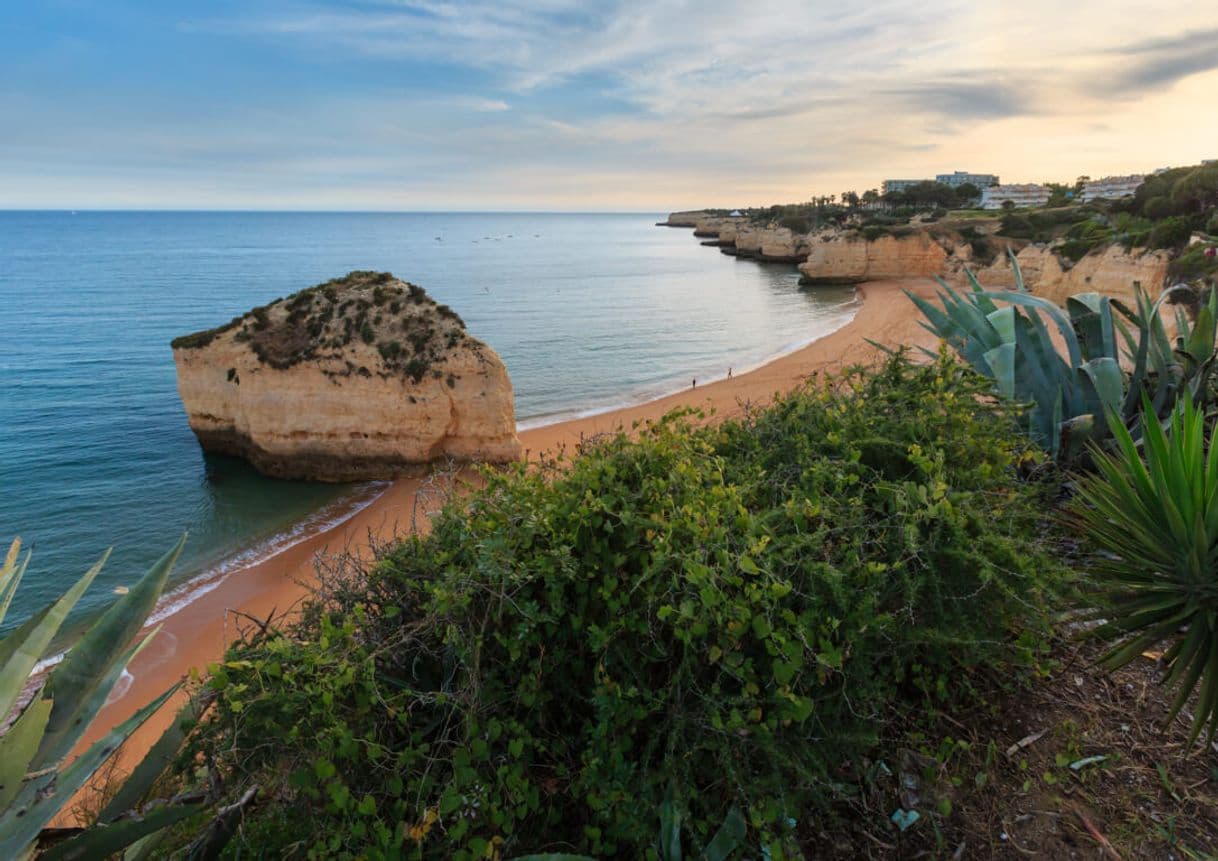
[69,275,943,799]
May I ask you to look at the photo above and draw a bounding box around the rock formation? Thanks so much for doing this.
[796,233,950,282]
[172,271,522,481]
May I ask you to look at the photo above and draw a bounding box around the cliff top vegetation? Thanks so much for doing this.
[171,271,474,383]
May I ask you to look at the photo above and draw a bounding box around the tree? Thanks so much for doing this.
[955,183,981,205]
[862,189,879,208]
[842,191,860,209]
[1001,199,1017,211]
[1172,164,1218,214]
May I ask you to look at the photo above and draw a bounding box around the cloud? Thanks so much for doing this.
[882,79,1036,121]
[1095,28,1218,96]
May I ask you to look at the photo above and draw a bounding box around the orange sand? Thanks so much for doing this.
[66,277,942,814]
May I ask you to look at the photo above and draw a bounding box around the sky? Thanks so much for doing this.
[2,1,1217,211]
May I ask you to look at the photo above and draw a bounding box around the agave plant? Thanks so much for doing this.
[1070,396,1218,742]
[0,537,209,859]
[908,250,1218,460]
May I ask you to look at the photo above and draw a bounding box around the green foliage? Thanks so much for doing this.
[0,537,213,859]
[188,353,1067,860]
[778,215,810,234]
[1069,396,1218,742]
[1169,244,1218,283]
[908,254,1218,461]
[1147,216,1193,250]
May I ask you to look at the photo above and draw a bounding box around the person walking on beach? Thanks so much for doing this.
[692,378,696,389]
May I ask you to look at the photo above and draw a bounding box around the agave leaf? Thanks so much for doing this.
[0,539,30,629]
[703,807,747,861]
[38,803,202,861]
[0,698,52,809]
[977,291,1083,370]
[99,691,203,823]
[35,537,184,770]
[0,551,109,725]
[0,685,178,859]
[35,624,164,772]
[1079,358,1125,421]
[0,605,51,690]
[983,344,1017,400]
[986,306,1017,344]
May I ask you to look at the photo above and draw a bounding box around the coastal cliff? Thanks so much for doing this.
[172,271,521,481]
[668,213,1172,298]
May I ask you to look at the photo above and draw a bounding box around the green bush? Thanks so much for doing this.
[187,353,1067,860]
[778,215,810,234]
[1070,396,1218,742]
[1169,244,1218,283]
[1148,216,1193,250]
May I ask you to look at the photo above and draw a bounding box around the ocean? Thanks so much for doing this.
[0,211,857,630]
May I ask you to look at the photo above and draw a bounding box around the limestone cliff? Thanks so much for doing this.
[797,233,949,283]
[955,244,1171,304]
[172,271,522,481]
[795,231,1170,298]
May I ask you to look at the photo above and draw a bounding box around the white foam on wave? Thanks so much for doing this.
[146,481,390,627]
[24,481,391,687]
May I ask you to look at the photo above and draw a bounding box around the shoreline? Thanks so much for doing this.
[64,276,944,816]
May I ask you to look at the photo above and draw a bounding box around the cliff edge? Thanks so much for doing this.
[172,271,522,481]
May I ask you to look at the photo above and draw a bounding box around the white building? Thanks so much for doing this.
[1082,175,1145,201]
[935,171,999,189]
[980,184,1052,210]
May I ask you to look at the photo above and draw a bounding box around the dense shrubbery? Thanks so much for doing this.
[187,354,1067,860]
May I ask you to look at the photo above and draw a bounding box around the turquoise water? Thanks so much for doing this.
[0,212,856,629]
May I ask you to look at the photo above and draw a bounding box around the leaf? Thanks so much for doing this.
[38,803,202,861]
[703,807,747,861]
[35,536,183,769]
[0,685,178,859]
[0,550,109,724]
[0,698,52,809]
[100,691,202,823]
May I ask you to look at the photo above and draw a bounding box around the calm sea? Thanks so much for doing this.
[0,211,856,629]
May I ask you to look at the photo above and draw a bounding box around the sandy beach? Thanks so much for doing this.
[67,277,943,812]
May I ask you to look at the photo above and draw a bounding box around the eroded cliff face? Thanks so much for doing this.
[795,232,1170,298]
[956,245,1171,304]
[798,233,949,284]
[172,271,521,481]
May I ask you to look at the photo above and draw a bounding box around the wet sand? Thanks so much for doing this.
[65,277,943,816]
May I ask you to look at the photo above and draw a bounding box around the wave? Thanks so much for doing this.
[24,481,390,687]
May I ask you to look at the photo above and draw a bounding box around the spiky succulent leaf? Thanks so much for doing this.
[1071,395,1218,742]
[0,698,52,809]
[34,536,183,769]
[0,685,178,858]
[0,551,109,724]
[0,539,30,629]
[37,802,202,861]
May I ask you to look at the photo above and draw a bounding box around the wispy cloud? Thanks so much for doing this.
[1095,27,1218,96]
[3,1,1217,208]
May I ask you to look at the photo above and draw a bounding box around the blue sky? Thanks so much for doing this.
[2,1,1217,210]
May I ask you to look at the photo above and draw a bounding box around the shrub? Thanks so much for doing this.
[1144,195,1177,220]
[187,353,1067,860]
[778,215,810,234]
[1070,396,1218,742]
[1148,216,1193,250]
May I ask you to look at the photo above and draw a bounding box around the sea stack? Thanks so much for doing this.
[171,271,522,481]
